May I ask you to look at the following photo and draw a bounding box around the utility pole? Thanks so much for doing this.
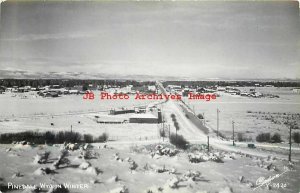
[217,108,220,138]
[175,126,178,146]
[203,113,205,126]
[207,136,210,152]
[232,120,235,146]
[289,124,292,162]
[162,126,164,142]
[71,125,72,133]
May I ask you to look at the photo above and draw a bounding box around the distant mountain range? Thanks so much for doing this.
[0,69,299,82]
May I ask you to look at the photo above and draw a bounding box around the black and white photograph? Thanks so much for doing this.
[0,0,299,193]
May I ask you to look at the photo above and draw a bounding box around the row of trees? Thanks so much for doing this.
[0,131,108,144]
[163,80,300,88]
[0,79,155,88]
[256,132,300,144]
[171,114,180,131]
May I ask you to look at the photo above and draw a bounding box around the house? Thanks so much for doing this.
[292,88,300,93]
[69,90,79,94]
[148,85,156,92]
[216,87,226,91]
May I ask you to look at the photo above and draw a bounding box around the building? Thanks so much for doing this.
[109,108,135,115]
[292,88,300,93]
[129,113,158,124]
[45,91,59,97]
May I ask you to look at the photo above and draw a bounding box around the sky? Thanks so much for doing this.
[0,1,299,80]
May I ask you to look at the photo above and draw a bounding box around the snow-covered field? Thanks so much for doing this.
[183,87,300,141]
[0,87,299,193]
[0,92,159,140]
[0,91,151,119]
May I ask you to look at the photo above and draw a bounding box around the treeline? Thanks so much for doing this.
[0,131,108,144]
[0,79,155,88]
[163,81,300,88]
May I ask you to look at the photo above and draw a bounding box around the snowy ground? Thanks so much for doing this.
[0,92,159,141]
[0,87,300,193]
[0,142,299,193]
[183,87,300,141]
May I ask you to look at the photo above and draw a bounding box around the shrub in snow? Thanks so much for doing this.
[218,186,233,193]
[238,176,244,183]
[64,143,79,151]
[182,170,201,181]
[142,163,152,171]
[89,179,99,184]
[266,155,277,161]
[152,145,178,157]
[12,172,22,178]
[107,175,119,183]
[79,149,98,160]
[265,163,277,171]
[144,186,164,193]
[0,183,9,193]
[109,185,128,193]
[47,185,69,193]
[52,150,70,169]
[169,168,177,174]
[129,161,138,171]
[167,177,180,189]
[86,166,99,176]
[154,165,168,173]
[33,151,51,164]
[79,161,91,170]
[83,143,92,150]
[155,145,163,150]
[22,187,39,193]
[210,153,224,163]
[246,182,254,188]
[188,153,208,163]
[34,167,53,175]
[113,153,124,162]
[188,152,223,163]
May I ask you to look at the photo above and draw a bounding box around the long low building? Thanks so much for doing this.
[129,113,158,124]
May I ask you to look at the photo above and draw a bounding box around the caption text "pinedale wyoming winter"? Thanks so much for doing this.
[83,92,217,101]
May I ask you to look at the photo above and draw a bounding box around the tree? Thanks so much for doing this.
[169,133,189,149]
[197,114,204,119]
[256,133,271,142]
[271,133,281,143]
[293,132,300,144]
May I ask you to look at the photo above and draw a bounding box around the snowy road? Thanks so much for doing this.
[156,81,300,161]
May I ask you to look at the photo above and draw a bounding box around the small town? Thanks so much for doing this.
[0,1,299,193]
